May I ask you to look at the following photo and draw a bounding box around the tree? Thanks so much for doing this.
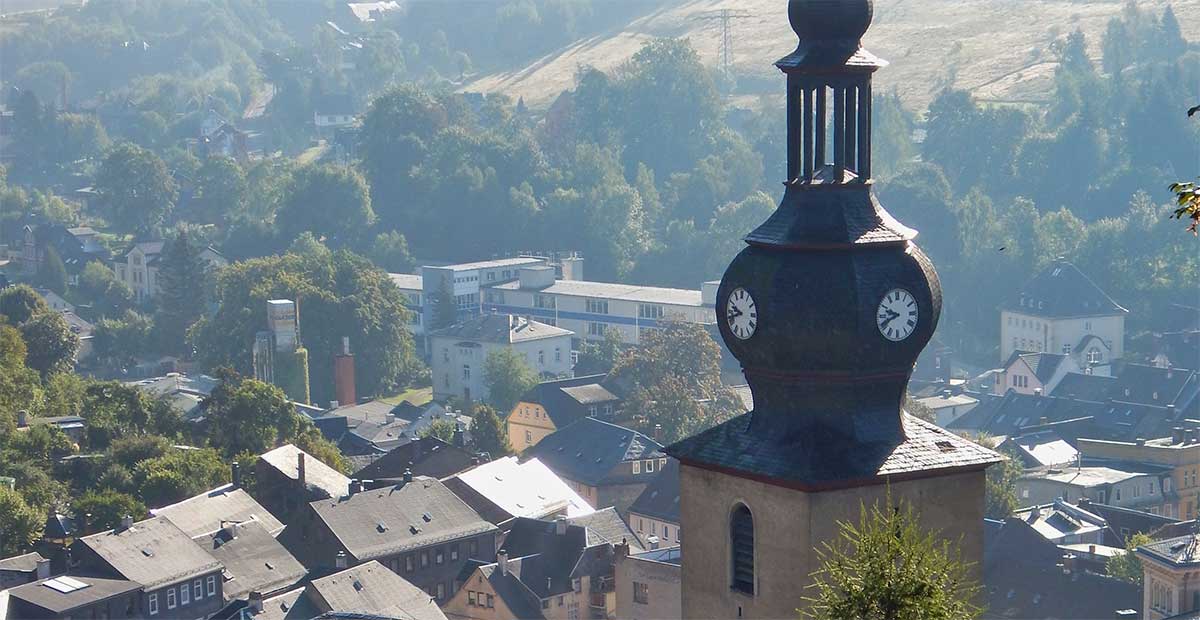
[203,373,301,457]
[803,494,981,620]
[92,310,153,368]
[430,276,458,331]
[191,155,246,224]
[37,245,68,295]
[71,490,147,531]
[471,403,509,457]
[420,418,457,443]
[20,311,79,377]
[574,328,623,376]
[78,261,132,317]
[277,164,376,246]
[80,382,177,450]
[94,143,178,234]
[133,447,227,507]
[294,425,349,473]
[367,231,415,272]
[984,449,1024,519]
[155,230,208,354]
[483,348,538,413]
[1107,532,1152,584]
[0,284,50,325]
[0,486,42,556]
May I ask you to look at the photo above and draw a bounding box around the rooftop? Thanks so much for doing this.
[259,444,351,501]
[567,507,643,551]
[351,436,475,481]
[524,418,664,487]
[1140,533,1200,567]
[387,273,422,291]
[197,520,306,601]
[1004,351,1072,385]
[308,560,447,620]
[627,458,680,524]
[151,484,284,538]
[630,546,681,566]
[490,279,704,307]
[1003,259,1127,318]
[0,551,45,573]
[1023,463,1167,487]
[430,314,573,344]
[77,516,221,589]
[447,456,593,522]
[430,257,544,272]
[7,575,141,614]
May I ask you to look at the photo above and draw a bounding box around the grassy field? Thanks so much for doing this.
[464,0,1198,111]
[380,386,434,406]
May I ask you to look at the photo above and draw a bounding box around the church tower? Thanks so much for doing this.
[664,1,1002,617]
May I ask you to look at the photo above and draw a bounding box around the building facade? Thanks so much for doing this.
[615,545,681,620]
[430,314,574,403]
[1080,434,1200,519]
[113,241,227,303]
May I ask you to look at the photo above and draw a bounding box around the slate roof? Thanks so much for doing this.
[1051,373,1117,402]
[1074,499,1179,546]
[197,520,306,601]
[947,391,1184,444]
[567,508,643,551]
[238,587,319,620]
[77,516,221,589]
[445,456,593,523]
[515,374,613,427]
[627,458,680,524]
[1012,501,1110,543]
[431,314,572,345]
[1109,364,1197,408]
[0,552,44,573]
[1004,351,1070,384]
[524,418,664,487]
[309,477,496,562]
[477,561,545,620]
[351,436,475,481]
[44,512,75,539]
[668,413,1000,490]
[997,430,1079,468]
[308,561,447,620]
[1003,259,1127,318]
[152,484,284,537]
[6,575,142,614]
[500,519,589,597]
[559,384,619,406]
[1139,533,1200,567]
[260,444,351,501]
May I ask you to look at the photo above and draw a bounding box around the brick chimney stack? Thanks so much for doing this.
[334,336,356,407]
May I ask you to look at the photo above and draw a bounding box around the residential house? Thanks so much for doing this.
[312,400,415,456]
[284,476,498,602]
[1079,432,1200,520]
[313,93,357,136]
[1053,364,1200,415]
[228,561,448,620]
[73,516,226,618]
[522,418,665,512]
[1138,532,1200,619]
[912,391,979,427]
[614,544,680,620]
[507,375,619,451]
[113,240,227,303]
[626,459,681,549]
[948,391,1183,445]
[1010,500,1111,545]
[444,456,594,525]
[351,435,476,483]
[1017,462,1174,513]
[126,373,221,422]
[16,411,86,444]
[150,473,284,538]
[993,351,1079,396]
[196,520,307,603]
[0,552,49,590]
[996,429,1080,469]
[565,508,643,552]
[254,445,351,525]
[9,223,106,284]
[1000,258,1127,373]
[430,314,574,404]
[4,575,143,619]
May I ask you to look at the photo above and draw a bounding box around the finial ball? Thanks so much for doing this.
[788,0,873,42]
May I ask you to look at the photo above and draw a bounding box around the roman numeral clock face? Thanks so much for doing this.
[877,288,918,342]
[725,287,757,340]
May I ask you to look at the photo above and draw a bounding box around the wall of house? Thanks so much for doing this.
[1001,311,1053,361]
[1141,561,1200,620]
[995,360,1046,396]
[10,590,141,619]
[485,289,713,347]
[443,570,520,620]
[1051,315,1125,362]
[626,511,681,549]
[144,573,223,618]
[432,335,573,403]
[507,401,557,451]
[616,553,681,620]
[678,464,987,620]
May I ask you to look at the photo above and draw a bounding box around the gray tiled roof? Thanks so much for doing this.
[667,413,1000,489]
[7,576,142,613]
[627,459,680,524]
[1004,351,1070,385]
[197,520,306,601]
[310,477,496,562]
[0,551,44,573]
[260,444,351,501]
[78,516,221,589]
[308,561,447,620]
[1003,259,1127,318]
[152,485,284,537]
[244,587,320,620]
[430,314,572,344]
[558,384,618,406]
[478,562,545,620]
[567,508,643,551]
[1139,533,1200,567]
[524,418,664,487]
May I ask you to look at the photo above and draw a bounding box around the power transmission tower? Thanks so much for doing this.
[694,9,752,78]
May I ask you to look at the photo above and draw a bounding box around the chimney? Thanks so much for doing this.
[555,515,568,535]
[349,479,362,495]
[615,538,630,559]
[1173,427,1185,444]
[16,410,28,428]
[453,425,465,448]
[120,515,133,530]
[35,558,50,580]
[330,400,340,409]
[248,591,264,614]
[1089,544,1097,555]
[297,452,307,488]
[654,424,663,443]
[1034,388,1043,396]
[497,550,509,576]
[79,513,91,536]
[648,535,660,550]
[1040,416,1049,426]
[231,462,242,488]
[1062,552,1076,574]
[221,521,240,540]
[403,469,413,483]
[334,337,356,409]
[1135,438,1146,446]
[335,551,348,569]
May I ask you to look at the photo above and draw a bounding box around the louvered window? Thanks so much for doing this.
[731,504,755,594]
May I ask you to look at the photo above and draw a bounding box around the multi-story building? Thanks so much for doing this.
[1000,259,1127,374]
[113,240,227,303]
[484,266,717,346]
[430,314,574,404]
[626,459,681,549]
[506,375,619,451]
[418,257,548,332]
[1079,432,1200,519]
[390,273,425,343]
[615,544,681,620]
[1138,532,1200,619]
[1016,463,1174,514]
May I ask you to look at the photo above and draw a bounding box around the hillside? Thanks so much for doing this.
[464,0,1199,111]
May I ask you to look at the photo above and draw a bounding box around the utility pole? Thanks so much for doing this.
[694,9,751,79]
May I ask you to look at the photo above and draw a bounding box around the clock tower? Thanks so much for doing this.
[664,0,1002,617]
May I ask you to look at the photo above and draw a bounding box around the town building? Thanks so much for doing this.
[233,560,449,620]
[430,314,574,403]
[113,240,227,303]
[254,444,351,525]
[4,575,143,620]
[615,544,681,620]
[523,418,665,512]
[0,552,49,590]
[351,435,476,483]
[1017,463,1174,513]
[996,429,1080,469]
[283,475,498,601]
[150,475,285,538]
[1000,259,1128,373]
[948,390,1182,444]
[1079,433,1200,519]
[912,391,979,427]
[993,351,1080,396]
[313,93,357,136]
[444,456,594,525]
[417,257,548,332]
[1053,363,1200,415]
[506,375,619,451]
[196,520,307,604]
[661,3,1003,617]
[390,272,425,344]
[1137,531,1200,619]
[626,458,681,549]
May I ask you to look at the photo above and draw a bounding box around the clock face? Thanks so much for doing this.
[726,287,758,340]
[877,288,918,342]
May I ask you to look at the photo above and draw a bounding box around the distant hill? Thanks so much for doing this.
[464,0,1198,111]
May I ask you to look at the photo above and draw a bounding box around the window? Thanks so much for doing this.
[181,581,190,605]
[486,594,494,608]
[421,551,429,567]
[469,592,477,606]
[167,588,176,609]
[1087,348,1102,365]
[487,272,495,281]
[558,595,565,607]
[1115,488,1122,501]
[469,539,478,558]
[542,600,551,610]
[646,459,655,473]
[1063,344,1072,354]
[149,593,159,615]
[207,576,216,596]
[463,365,471,381]
[632,461,641,474]
[638,518,644,532]
[651,521,657,535]
[587,322,607,337]
[538,350,545,366]
[535,295,556,310]
[525,430,533,444]
[638,304,664,319]
[633,581,650,604]
[437,583,445,600]
[443,348,450,363]
[731,504,755,594]
[436,548,444,564]
[1165,478,1173,493]
[1150,482,1157,495]
[194,580,202,600]
[406,555,414,572]
[1085,321,1092,331]
[664,526,670,540]
[555,348,562,362]
[1021,488,1029,499]
[586,299,609,314]
[451,545,459,561]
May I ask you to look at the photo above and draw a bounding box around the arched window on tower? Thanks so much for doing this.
[730,503,755,594]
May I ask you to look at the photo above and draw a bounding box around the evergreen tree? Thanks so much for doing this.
[431,277,458,330]
[156,230,207,355]
[471,403,510,457]
[37,245,68,295]
[804,494,981,620]
[1158,6,1187,62]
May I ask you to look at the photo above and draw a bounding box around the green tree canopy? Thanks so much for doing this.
[37,245,68,295]
[0,284,50,325]
[203,373,302,457]
[156,230,209,355]
[95,143,178,234]
[20,311,79,378]
[0,486,43,556]
[420,418,458,443]
[192,155,247,225]
[72,490,147,531]
[985,449,1024,520]
[471,403,509,457]
[277,164,376,246]
[133,447,227,507]
[1107,532,1152,584]
[483,347,538,414]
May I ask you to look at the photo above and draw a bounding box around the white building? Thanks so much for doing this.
[113,241,227,303]
[483,266,717,346]
[913,392,980,427]
[429,313,574,403]
[388,273,424,340]
[993,351,1080,397]
[1000,259,1127,375]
